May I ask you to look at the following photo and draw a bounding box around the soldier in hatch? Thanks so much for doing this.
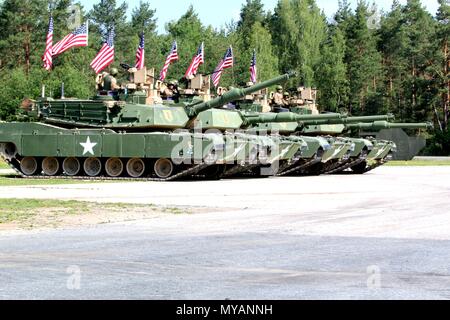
[271,85,290,113]
[103,68,120,92]
[161,80,180,102]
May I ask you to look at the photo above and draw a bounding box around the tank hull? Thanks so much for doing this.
[0,122,235,180]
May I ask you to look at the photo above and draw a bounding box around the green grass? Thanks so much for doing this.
[0,176,99,186]
[0,159,9,170]
[0,199,190,227]
[0,199,90,223]
[386,160,450,166]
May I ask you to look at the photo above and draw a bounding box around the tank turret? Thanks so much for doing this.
[34,72,297,131]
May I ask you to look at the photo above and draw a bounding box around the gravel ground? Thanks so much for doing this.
[0,166,450,299]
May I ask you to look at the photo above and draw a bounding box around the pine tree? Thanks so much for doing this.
[435,0,450,129]
[316,26,349,112]
[240,22,279,85]
[231,0,277,86]
[400,0,436,122]
[270,0,327,87]
[165,6,206,79]
[88,0,129,65]
[0,0,96,119]
[344,1,382,115]
[0,0,70,74]
[237,0,265,48]
[378,0,405,117]
[88,0,127,37]
[130,1,162,73]
[131,0,156,34]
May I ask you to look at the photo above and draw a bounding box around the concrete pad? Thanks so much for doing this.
[0,166,450,299]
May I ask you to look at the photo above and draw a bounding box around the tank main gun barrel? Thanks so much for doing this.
[346,121,433,131]
[243,112,343,126]
[298,114,395,126]
[187,72,296,118]
[342,114,395,123]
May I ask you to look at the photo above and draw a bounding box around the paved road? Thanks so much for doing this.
[1,167,450,299]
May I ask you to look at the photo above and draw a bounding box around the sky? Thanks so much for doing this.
[79,0,441,34]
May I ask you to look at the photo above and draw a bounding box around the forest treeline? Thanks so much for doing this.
[0,0,449,155]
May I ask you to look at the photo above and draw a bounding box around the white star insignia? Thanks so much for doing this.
[80,137,97,156]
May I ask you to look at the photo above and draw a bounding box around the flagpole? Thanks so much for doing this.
[230,45,236,87]
[86,20,89,46]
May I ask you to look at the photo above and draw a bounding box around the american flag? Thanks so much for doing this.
[212,46,234,88]
[42,15,53,71]
[52,22,88,56]
[184,42,204,79]
[135,32,145,70]
[250,49,257,83]
[159,41,179,81]
[90,28,115,74]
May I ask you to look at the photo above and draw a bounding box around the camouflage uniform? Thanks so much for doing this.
[161,80,180,102]
[103,68,120,91]
[272,86,289,113]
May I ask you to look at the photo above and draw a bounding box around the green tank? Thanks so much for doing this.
[0,73,296,180]
[295,115,431,174]
[344,121,432,174]
[221,112,338,177]
[293,114,395,175]
[235,102,359,176]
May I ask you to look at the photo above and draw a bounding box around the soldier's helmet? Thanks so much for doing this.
[168,80,176,86]
[283,92,290,97]
[276,85,283,91]
[110,68,119,76]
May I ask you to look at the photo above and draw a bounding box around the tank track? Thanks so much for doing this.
[277,159,302,174]
[326,150,370,175]
[1,155,212,182]
[326,157,366,174]
[360,159,388,174]
[276,156,322,176]
[318,153,356,175]
[0,154,393,180]
[221,164,260,178]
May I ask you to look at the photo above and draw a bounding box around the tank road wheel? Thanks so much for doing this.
[63,157,81,176]
[20,157,38,176]
[83,158,102,177]
[154,158,174,179]
[42,157,60,176]
[0,143,17,160]
[127,158,146,178]
[105,158,124,177]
